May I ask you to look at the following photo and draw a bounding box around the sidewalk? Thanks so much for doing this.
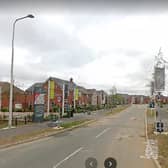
[0,109,107,141]
[156,104,168,132]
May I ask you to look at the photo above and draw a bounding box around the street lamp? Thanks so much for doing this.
[8,14,34,128]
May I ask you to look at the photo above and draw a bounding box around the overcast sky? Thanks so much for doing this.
[1,1,168,95]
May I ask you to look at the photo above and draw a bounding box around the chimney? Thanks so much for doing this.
[70,78,73,83]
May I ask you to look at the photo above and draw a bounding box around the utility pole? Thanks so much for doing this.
[0,86,1,112]
[153,48,166,129]
[73,87,76,109]
[47,79,50,116]
[62,83,65,117]
[31,86,34,111]
[9,14,34,128]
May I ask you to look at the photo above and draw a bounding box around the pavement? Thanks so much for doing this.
[0,105,157,168]
[0,109,107,140]
[155,104,168,131]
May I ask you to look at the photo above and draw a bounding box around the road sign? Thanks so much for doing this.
[154,66,165,91]
[156,121,164,133]
[149,101,155,108]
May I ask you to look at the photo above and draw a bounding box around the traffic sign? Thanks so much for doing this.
[156,121,164,133]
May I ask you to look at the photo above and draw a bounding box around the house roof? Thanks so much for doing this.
[26,82,44,93]
[46,77,76,89]
[26,77,76,92]
[0,81,24,94]
[25,77,108,96]
[86,89,97,95]
[77,86,88,94]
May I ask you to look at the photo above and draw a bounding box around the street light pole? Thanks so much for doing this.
[0,86,2,112]
[8,14,34,128]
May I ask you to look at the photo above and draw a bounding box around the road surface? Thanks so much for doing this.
[0,105,156,168]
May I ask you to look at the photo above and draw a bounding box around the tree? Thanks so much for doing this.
[109,86,117,106]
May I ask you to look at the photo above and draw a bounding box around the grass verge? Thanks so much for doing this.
[0,119,91,147]
[106,105,130,116]
[148,124,168,168]
[146,108,156,118]
[60,120,90,129]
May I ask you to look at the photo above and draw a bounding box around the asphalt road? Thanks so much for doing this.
[0,105,156,168]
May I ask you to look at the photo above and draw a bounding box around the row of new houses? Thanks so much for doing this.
[0,77,150,112]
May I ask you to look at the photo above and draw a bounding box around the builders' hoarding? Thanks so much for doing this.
[154,67,165,91]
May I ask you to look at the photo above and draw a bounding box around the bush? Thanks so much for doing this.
[62,113,68,118]
[86,105,97,111]
[1,108,8,112]
[45,114,59,121]
[15,108,23,112]
[53,106,59,112]
[76,106,85,113]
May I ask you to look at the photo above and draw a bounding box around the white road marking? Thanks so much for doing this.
[144,109,148,139]
[95,128,110,138]
[140,155,146,159]
[53,147,83,168]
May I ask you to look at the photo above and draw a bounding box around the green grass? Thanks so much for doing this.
[158,135,168,168]
[60,120,89,129]
[146,108,156,118]
[106,105,130,115]
[0,119,91,146]
[147,124,168,168]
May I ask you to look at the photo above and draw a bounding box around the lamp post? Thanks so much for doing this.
[0,86,1,112]
[8,14,34,128]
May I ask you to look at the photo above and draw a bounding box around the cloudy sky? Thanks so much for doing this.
[1,1,168,95]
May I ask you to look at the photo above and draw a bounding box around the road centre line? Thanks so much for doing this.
[95,128,110,138]
[53,147,83,168]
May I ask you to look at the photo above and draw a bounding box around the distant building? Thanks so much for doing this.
[76,86,89,106]
[0,81,30,110]
[26,77,76,111]
[86,89,98,106]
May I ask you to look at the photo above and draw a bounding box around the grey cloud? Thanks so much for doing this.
[0,14,95,71]
[125,57,153,84]
[0,8,160,94]
[116,49,144,58]
[0,62,47,84]
[0,64,10,80]
[0,13,97,87]
[1,0,168,14]
[13,19,95,69]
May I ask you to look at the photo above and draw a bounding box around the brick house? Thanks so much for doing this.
[86,89,98,106]
[76,86,89,106]
[0,81,30,111]
[96,90,107,106]
[26,77,76,112]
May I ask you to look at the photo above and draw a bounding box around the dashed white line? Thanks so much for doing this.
[53,147,83,168]
[95,128,110,138]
